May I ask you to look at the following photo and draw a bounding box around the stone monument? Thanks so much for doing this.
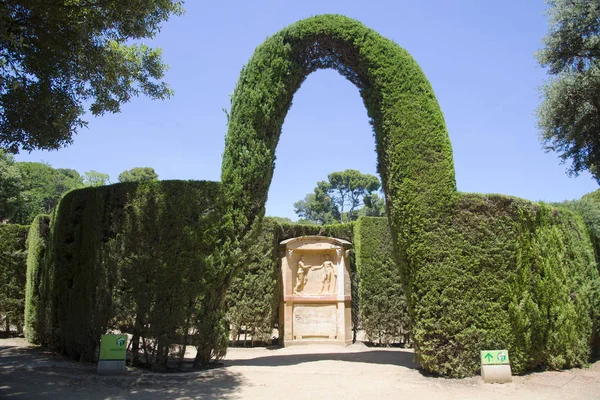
[279,236,353,346]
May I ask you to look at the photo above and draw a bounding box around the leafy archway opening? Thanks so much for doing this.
[221,14,456,265]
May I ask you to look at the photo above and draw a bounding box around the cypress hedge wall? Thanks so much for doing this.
[354,217,409,344]
[24,214,51,343]
[25,182,600,377]
[575,190,600,259]
[0,223,29,333]
[407,193,600,377]
[570,191,600,354]
[31,180,228,370]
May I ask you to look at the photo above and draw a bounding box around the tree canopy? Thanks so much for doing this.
[11,162,85,224]
[537,0,600,183]
[83,170,110,187]
[293,181,340,225]
[0,150,22,220]
[118,167,158,183]
[0,1,183,153]
[294,170,381,224]
[4,161,113,224]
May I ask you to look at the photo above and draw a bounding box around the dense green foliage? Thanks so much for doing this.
[30,181,228,370]
[328,170,380,222]
[220,14,600,377]
[0,0,182,153]
[555,197,600,260]
[11,162,84,225]
[24,215,51,343]
[0,223,28,333]
[407,193,600,377]
[21,14,600,378]
[582,189,600,203]
[354,217,408,344]
[220,15,455,362]
[0,150,22,220]
[358,192,386,218]
[537,0,600,182]
[227,218,281,345]
[118,167,159,183]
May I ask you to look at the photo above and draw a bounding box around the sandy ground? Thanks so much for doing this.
[1,337,599,399]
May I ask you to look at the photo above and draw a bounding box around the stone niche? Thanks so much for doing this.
[279,236,352,346]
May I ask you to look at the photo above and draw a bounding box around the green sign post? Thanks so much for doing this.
[99,334,127,361]
[480,350,509,365]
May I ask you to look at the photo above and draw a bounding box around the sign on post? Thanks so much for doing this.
[480,350,509,365]
[480,349,512,383]
[98,334,127,375]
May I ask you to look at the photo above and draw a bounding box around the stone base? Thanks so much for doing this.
[280,299,352,347]
[481,364,512,383]
[284,338,352,346]
[97,360,126,375]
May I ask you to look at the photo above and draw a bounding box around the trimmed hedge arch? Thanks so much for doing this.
[222,14,456,245]
[221,11,455,360]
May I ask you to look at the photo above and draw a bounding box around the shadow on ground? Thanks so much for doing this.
[0,344,245,399]
[0,368,245,399]
[0,345,84,371]
[223,349,420,369]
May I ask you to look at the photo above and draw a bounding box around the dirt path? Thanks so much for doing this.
[1,338,599,399]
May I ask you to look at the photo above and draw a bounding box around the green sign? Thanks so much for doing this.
[480,350,510,365]
[99,334,127,361]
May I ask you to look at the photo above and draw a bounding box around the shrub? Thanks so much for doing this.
[354,217,409,344]
[38,181,227,370]
[0,224,29,333]
[407,194,600,377]
[24,214,51,343]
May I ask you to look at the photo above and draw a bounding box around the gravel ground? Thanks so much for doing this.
[1,338,599,399]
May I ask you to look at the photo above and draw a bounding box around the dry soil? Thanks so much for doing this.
[1,338,599,399]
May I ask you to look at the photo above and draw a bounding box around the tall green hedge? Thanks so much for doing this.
[354,217,409,344]
[219,11,454,365]
[24,214,51,343]
[32,180,228,370]
[569,191,600,354]
[0,224,28,333]
[570,191,600,262]
[407,194,600,377]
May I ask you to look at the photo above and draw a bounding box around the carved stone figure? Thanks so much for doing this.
[313,254,337,294]
[279,236,353,346]
[293,256,312,294]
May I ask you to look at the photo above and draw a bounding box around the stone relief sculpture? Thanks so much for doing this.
[279,236,353,346]
[293,256,312,294]
[313,254,337,294]
[292,253,337,295]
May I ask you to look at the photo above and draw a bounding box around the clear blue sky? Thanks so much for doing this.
[15,0,599,220]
